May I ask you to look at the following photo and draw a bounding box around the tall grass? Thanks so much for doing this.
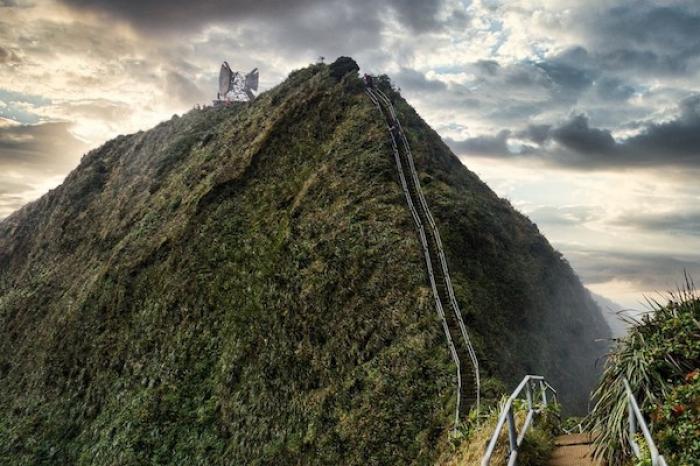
[438,397,560,465]
[585,275,699,464]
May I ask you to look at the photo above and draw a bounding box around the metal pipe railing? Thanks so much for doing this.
[624,379,668,466]
[372,88,481,413]
[366,88,464,430]
[481,375,558,466]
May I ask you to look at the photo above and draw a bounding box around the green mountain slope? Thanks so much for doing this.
[0,60,610,465]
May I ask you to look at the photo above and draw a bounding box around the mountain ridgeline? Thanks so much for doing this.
[0,59,610,465]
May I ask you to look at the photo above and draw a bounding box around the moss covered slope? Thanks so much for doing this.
[0,62,609,465]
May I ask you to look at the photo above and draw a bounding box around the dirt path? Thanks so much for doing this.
[548,434,602,466]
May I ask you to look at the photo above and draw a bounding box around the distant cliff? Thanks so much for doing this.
[591,291,629,337]
[0,59,610,465]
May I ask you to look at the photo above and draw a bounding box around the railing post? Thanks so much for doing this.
[480,376,558,466]
[507,406,518,454]
[628,398,640,457]
[539,380,547,406]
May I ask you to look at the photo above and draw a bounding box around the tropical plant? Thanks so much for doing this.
[586,276,700,465]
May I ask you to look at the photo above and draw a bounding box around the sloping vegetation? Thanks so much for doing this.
[438,399,559,466]
[587,280,700,465]
[0,59,609,465]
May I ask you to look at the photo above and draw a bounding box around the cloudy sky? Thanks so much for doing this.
[2,0,699,309]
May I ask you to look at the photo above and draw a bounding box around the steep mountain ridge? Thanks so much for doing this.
[0,61,610,465]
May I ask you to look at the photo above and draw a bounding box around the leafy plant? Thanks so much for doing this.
[651,370,700,465]
[586,277,700,465]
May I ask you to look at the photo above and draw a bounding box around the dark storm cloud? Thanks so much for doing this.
[389,0,444,32]
[534,47,596,95]
[394,68,446,93]
[519,124,551,145]
[58,0,446,34]
[588,1,700,75]
[416,0,699,135]
[0,122,89,174]
[550,95,700,168]
[563,246,700,291]
[622,95,700,163]
[551,114,616,156]
[445,130,511,157]
[594,77,636,102]
[59,0,324,31]
[473,48,595,96]
[612,210,700,236]
[255,4,384,58]
[450,95,700,169]
[415,48,601,129]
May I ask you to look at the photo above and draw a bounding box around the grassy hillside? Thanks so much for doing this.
[0,59,609,465]
[587,282,699,465]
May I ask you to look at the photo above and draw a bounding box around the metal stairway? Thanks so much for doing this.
[366,87,480,424]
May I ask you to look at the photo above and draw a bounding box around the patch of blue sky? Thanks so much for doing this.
[0,89,51,107]
[0,106,40,124]
[0,89,51,124]
[485,19,507,56]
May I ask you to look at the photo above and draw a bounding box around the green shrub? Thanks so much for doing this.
[329,56,359,81]
[651,370,700,465]
[586,280,700,465]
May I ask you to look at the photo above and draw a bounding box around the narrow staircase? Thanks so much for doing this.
[481,376,668,466]
[366,85,479,421]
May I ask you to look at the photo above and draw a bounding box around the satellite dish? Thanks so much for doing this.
[214,62,258,104]
[219,62,233,96]
[245,68,259,92]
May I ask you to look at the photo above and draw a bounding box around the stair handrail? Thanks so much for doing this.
[481,375,557,466]
[373,89,481,412]
[623,379,668,466]
[366,88,464,430]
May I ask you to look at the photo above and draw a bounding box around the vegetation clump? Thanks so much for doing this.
[329,56,359,81]
[587,280,700,465]
[438,399,560,465]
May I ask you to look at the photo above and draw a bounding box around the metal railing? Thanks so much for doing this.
[366,87,464,429]
[481,375,557,466]
[373,89,481,413]
[624,379,668,466]
[365,86,480,426]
